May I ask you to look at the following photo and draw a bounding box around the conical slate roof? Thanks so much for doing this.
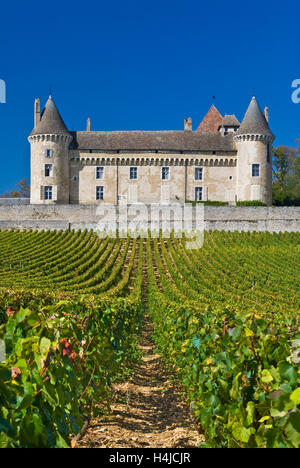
[236,97,273,137]
[30,96,71,136]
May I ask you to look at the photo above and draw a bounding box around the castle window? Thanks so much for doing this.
[45,149,53,158]
[195,168,203,181]
[44,186,52,200]
[195,187,203,201]
[162,167,170,180]
[252,164,260,177]
[130,167,138,180]
[45,164,53,177]
[96,186,104,200]
[96,166,104,179]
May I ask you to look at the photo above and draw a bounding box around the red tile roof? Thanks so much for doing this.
[196,105,223,132]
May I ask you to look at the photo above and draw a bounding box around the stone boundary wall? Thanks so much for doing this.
[0,198,30,206]
[0,205,299,232]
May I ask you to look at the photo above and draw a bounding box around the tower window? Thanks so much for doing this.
[45,149,53,158]
[195,168,203,181]
[44,186,52,200]
[96,166,104,179]
[45,164,53,177]
[130,167,138,180]
[195,187,203,201]
[162,167,170,180]
[252,163,260,177]
[96,186,104,200]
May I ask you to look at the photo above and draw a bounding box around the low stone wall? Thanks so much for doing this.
[204,206,300,232]
[0,205,299,232]
[0,198,30,206]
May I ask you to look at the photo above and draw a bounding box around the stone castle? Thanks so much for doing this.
[28,95,274,206]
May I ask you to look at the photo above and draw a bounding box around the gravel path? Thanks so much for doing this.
[77,315,203,448]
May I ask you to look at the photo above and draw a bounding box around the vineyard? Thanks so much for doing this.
[0,229,299,448]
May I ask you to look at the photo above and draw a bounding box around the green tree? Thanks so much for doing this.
[272,146,300,205]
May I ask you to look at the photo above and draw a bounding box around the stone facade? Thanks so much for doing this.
[28,96,274,206]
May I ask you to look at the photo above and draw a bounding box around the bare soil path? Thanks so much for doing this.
[78,314,203,448]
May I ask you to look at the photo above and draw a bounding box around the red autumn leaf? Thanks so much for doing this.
[60,338,73,356]
[69,352,77,362]
[7,307,17,317]
[11,367,22,379]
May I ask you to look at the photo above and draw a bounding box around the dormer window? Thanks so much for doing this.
[219,115,240,135]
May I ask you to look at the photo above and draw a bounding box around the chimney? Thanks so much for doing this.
[34,98,40,128]
[264,106,269,123]
[184,117,192,131]
[86,117,91,131]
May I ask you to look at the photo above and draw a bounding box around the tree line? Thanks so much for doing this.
[0,178,30,199]
[272,145,300,206]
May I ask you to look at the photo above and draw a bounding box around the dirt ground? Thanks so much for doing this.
[77,315,204,448]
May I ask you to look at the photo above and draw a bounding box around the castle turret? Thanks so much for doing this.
[233,97,274,206]
[28,96,73,204]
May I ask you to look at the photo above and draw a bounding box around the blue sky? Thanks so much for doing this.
[0,0,299,194]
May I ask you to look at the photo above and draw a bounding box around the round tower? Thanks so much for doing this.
[28,96,73,204]
[233,97,274,206]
